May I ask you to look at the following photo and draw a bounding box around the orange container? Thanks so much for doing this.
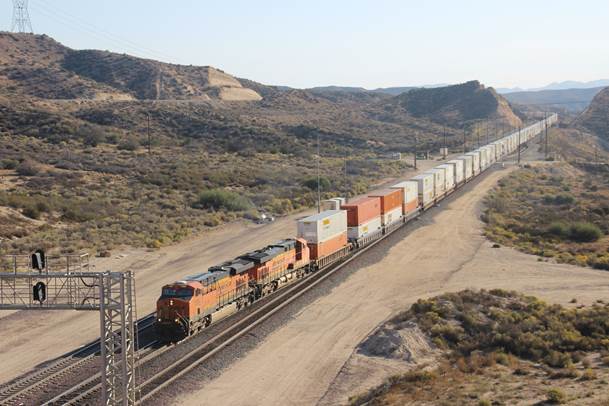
[368,189,403,214]
[341,197,381,226]
[402,198,418,215]
[309,232,348,260]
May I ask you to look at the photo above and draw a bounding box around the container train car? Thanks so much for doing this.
[156,114,558,342]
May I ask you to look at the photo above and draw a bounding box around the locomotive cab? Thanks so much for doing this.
[155,282,197,341]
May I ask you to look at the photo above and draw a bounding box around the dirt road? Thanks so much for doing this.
[176,164,609,406]
[0,158,444,384]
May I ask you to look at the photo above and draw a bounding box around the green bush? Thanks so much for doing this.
[546,388,566,404]
[1,159,18,169]
[547,222,569,238]
[542,193,575,205]
[568,222,602,242]
[302,176,331,191]
[16,159,41,176]
[117,136,140,151]
[193,189,253,212]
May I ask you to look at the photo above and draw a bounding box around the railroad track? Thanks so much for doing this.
[0,314,156,406]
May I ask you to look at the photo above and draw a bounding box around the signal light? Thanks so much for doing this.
[32,249,46,271]
[33,281,46,303]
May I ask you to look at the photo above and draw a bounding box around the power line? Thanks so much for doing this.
[29,0,175,62]
[11,0,33,33]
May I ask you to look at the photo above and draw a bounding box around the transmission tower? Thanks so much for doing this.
[11,0,33,33]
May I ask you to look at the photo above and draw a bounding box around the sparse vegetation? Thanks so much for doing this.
[350,290,609,405]
[484,163,609,268]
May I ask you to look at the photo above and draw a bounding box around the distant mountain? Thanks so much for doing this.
[504,87,606,113]
[384,80,522,127]
[308,84,450,97]
[498,79,609,94]
[574,87,609,141]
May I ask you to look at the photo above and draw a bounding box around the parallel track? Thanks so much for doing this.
[0,314,156,406]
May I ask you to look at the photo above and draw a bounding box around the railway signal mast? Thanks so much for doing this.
[0,253,137,405]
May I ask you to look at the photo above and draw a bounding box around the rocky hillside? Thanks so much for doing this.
[388,80,522,128]
[0,32,262,101]
[575,87,609,141]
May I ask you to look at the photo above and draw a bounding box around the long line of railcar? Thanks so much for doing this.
[155,114,558,341]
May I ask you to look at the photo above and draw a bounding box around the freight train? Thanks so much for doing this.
[155,114,558,341]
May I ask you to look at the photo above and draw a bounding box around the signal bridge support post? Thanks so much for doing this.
[0,254,136,406]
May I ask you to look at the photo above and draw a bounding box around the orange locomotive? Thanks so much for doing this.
[156,238,310,341]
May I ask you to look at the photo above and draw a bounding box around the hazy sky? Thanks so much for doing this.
[5,0,609,89]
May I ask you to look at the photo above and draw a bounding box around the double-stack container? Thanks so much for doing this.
[368,189,403,227]
[390,181,419,217]
[437,164,455,192]
[447,159,464,185]
[487,145,496,164]
[321,197,346,211]
[478,148,488,170]
[457,155,474,180]
[341,197,382,240]
[297,210,348,260]
[426,168,446,199]
[465,151,481,175]
[412,173,434,208]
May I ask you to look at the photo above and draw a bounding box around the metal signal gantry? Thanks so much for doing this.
[0,253,137,405]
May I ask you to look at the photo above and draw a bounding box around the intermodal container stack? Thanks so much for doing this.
[412,173,434,207]
[437,164,455,192]
[368,189,403,226]
[465,151,480,175]
[341,197,382,240]
[390,181,419,216]
[457,155,473,180]
[426,168,446,198]
[297,210,348,260]
[321,197,345,211]
[447,159,464,185]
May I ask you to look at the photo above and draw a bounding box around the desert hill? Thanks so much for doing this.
[386,80,522,128]
[0,32,261,101]
[575,87,609,141]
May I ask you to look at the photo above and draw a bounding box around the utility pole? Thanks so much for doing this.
[486,122,489,145]
[477,124,480,148]
[517,126,522,165]
[344,150,348,202]
[544,112,548,160]
[147,112,151,154]
[413,136,418,171]
[317,132,321,213]
[443,126,447,156]
[463,127,467,153]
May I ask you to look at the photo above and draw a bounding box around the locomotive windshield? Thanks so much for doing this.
[161,287,193,298]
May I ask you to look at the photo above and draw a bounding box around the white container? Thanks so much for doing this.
[297,210,347,244]
[487,145,496,163]
[437,164,455,191]
[390,181,418,204]
[426,168,446,197]
[456,155,473,180]
[321,197,345,211]
[381,206,403,227]
[447,159,464,184]
[466,151,481,175]
[347,216,382,239]
[477,148,488,169]
[412,173,434,205]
